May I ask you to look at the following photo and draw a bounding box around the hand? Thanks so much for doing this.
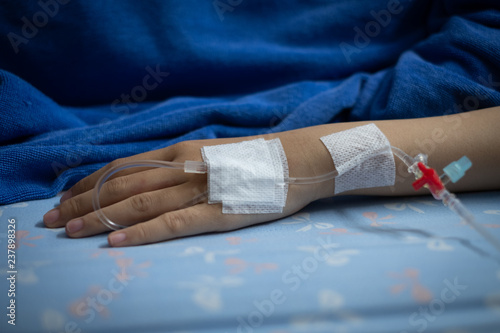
[43,134,327,247]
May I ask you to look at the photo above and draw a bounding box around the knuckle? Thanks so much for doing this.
[104,176,128,197]
[65,196,84,216]
[134,223,151,242]
[159,212,187,237]
[72,177,91,195]
[129,193,154,213]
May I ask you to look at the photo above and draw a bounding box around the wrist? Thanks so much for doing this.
[270,127,337,202]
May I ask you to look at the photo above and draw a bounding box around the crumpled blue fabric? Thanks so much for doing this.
[0,0,499,204]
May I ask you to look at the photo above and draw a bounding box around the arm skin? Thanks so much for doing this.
[43,107,500,247]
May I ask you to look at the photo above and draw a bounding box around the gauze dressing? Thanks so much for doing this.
[320,124,395,194]
[201,138,288,214]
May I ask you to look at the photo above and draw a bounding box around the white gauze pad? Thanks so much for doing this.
[320,124,395,194]
[201,138,289,214]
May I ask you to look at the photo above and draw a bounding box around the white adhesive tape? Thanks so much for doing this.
[201,138,289,214]
[320,123,395,194]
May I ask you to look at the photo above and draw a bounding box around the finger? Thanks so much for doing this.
[107,203,225,247]
[106,201,287,247]
[65,182,207,238]
[66,147,178,201]
[44,166,189,228]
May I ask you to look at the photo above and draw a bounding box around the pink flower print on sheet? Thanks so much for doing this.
[320,228,362,235]
[91,249,125,259]
[69,285,119,320]
[90,250,151,280]
[115,258,151,281]
[68,258,151,319]
[389,268,433,303]
[362,212,395,227]
[226,236,258,246]
[15,230,43,249]
[281,212,333,232]
[224,257,278,275]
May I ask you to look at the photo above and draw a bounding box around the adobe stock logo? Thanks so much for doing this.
[401,277,468,333]
[110,65,170,115]
[213,0,243,22]
[7,0,71,54]
[235,237,340,333]
[339,0,404,64]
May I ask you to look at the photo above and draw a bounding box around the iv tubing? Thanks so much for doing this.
[92,160,187,231]
[439,189,500,253]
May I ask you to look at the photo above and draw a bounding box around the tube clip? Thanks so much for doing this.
[412,162,444,199]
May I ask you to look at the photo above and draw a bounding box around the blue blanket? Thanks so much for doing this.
[1,0,500,204]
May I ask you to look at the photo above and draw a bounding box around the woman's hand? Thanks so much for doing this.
[43,133,328,247]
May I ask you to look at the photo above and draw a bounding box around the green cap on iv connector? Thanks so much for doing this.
[443,156,472,183]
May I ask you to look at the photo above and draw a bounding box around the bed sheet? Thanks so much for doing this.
[1,191,500,333]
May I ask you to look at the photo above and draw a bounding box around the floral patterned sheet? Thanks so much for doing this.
[1,191,500,333]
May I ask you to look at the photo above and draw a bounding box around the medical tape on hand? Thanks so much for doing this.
[320,123,395,194]
[201,138,289,214]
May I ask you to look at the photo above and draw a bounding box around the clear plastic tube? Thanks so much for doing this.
[439,189,500,253]
[287,170,338,185]
[391,146,417,168]
[92,160,191,230]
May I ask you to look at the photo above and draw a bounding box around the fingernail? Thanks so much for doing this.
[60,189,72,203]
[43,208,60,225]
[109,233,126,246]
[67,219,83,233]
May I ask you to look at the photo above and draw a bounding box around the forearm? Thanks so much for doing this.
[270,107,500,200]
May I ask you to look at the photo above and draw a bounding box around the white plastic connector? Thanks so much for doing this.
[184,160,208,174]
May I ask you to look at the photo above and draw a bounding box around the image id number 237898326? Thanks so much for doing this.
[6,218,17,326]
